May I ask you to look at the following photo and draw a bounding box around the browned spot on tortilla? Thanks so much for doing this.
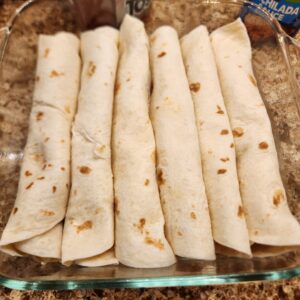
[220,157,230,162]
[37,176,45,180]
[157,51,166,58]
[95,208,102,214]
[35,76,40,82]
[150,35,156,44]
[60,167,65,171]
[114,82,121,94]
[155,106,160,110]
[52,186,57,193]
[87,61,96,77]
[208,149,213,154]
[126,77,131,82]
[79,166,91,174]
[177,231,183,236]
[13,207,18,215]
[42,210,55,216]
[76,220,92,234]
[32,154,43,162]
[190,212,197,219]
[115,197,120,215]
[44,137,50,143]
[238,206,244,218]
[44,48,50,58]
[157,168,165,185]
[189,82,201,93]
[50,70,64,78]
[259,141,269,149]
[60,139,65,143]
[73,189,77,196]
[220,129,229,135]
[64,105,71,114]
[26,182,34,190]
[217,169,227,174]
[97,145,106,153]
[216,105,224,114]
[48,163,53,167]
[230,143,234,148]
[248,74,257,87]
[238,65,242,68]
[25,170,32,177]
[36,111,44,121]
[144,236,164,250]
[134,218,146,234]
[233,127,244,137]
[254,230,259,235]
[273,190,283,207]
[144,179,150,186]
[151,151,156,163]
[66,183,69,189]
[42,164,47,170]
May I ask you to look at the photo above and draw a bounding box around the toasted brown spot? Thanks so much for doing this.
[95,208,102,214]
[157,51,166,58]
[144,236,164,250]
[13,207,18,215]
[44,137,50,143]
[37,176,45,180]
[36,111,44,121]
[64,105,71,114]
[254,230,259,235]
[220,129,229,135]
[33,154,43,162]
[42,164,47,170]
[97,145,106,153]
[60,139,65,143]
[35,76,40,82]
[76,220,93,234]
[216,105,224,114]
[26,182,34,190]
[177,231,183,236]
[150,36,156,44]
[50,70,64,78]
[157,168,165,185]
[114,82,121,94]
[52,186,57,193]
[144,179,150,186]
[44,48,50,58]
[248,74,257,87]
[126,77,131,82]
[48,163,53,167]
[208,149,213,154]
[238,65,242,68]
[87,61,96,77]
[238,206,244,218]
[115,197,120,215]
[134,218,146,234]
[156,106,160,110]
[230,143,234,148]
[42,210,55,216]
[220,157,230,162]
[259,141,269,149]
[217,169,227,174]
[66,183,69,189]
[189,82,201,93]
[273,190,283,207]
[190,212,197,219]
[151,151,156,163]
[73,189,77,196]
[79,166,91,174]
[60,167,65,171]
[25,170,32,177]
[233,127,244,137]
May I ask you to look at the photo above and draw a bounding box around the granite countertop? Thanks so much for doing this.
[0,0,300,299]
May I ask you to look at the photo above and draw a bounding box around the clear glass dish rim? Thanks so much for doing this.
[0,0,300,290]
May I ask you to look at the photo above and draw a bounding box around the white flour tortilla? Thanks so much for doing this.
[181,25,251,257]
[0,32,81,259]
[113,15,176,268]
[150,26,215,260]
[211,19,300,248]
[62,27,119,266]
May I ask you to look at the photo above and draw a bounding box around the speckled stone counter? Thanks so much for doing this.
[0,0,300,299]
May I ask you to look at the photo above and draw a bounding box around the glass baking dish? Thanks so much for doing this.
[1,0,300,290]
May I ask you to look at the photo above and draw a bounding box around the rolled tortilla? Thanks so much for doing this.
[62,27,119,266]
[181,25,251,257]
[113,15,176,268]
[150,26,215,260]
[0,32,81,259]
[211,19,300,247]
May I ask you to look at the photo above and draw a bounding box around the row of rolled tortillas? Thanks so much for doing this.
[1,15,300,267]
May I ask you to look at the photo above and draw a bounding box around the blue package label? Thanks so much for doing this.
[242,0,300,28]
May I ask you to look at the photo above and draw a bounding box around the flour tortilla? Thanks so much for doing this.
[0,32,81,259]
[211,19,300,248]
[113,15,176,268]
[62,27,119,266]
[150,26,215,260]
[181,25,251,257]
